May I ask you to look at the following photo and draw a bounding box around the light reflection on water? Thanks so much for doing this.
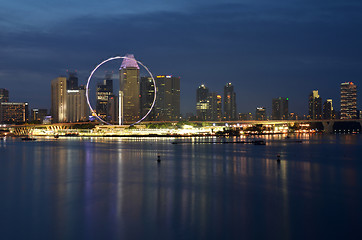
[0,134,361,240]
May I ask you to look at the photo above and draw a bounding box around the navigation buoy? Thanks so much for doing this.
[277,154,281,163]
[157,155,161,163]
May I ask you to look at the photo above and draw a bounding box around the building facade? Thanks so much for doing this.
[119,54,140,123]
[67,88,89,122]
[323,99,334,120]
[196,84,209,121]
[272,97,289,120]
[0,102,28,123]
[340,82,357,119]
[224,83,237,120]
[51,77,67,123]
[255,107,266,120]
[31,108,48,122]
[96,75,114,121]
[0,88,9,103]
[308,90,322,120]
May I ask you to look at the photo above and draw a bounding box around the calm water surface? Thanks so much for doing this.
[0,134,361,240]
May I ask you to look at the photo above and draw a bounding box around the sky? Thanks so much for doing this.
[0,0,361,116]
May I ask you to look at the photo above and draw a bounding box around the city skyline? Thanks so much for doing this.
[0,0,361,115]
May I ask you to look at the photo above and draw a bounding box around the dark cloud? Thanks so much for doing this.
[1,1,361,114]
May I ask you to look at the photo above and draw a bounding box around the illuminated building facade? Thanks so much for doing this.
[119,54,140,123]
[51,77,67,123]
[196,84,209,120]
[96,74,114,121]
[31,108,48,122]
[308,90,322,120]
[0,102,28,123]
[340,82,357,119]
[255,107,266,120]
[208,92,222,121]
[272,97,289,120]
[0,88,9,103]
[153,75,180,121]
[67,87,89,122]
[224,83,237,120]
[323,99,334,120]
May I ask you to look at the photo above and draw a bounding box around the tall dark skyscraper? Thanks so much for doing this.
[0,88,9,103]
[308,90,322,120]
[152,75,180,121]
[67,71,79,90]
[119,54,140,123]
[272,97,289,120]
[224,83,237,120]
[140,76,156,120]
[96,74,114,121]
[196,84,209,120]
[340,82,357,119]
[323,99,334,120]
[208,92,222,121]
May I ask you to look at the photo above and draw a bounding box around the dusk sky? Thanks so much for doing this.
[1,0,361,116]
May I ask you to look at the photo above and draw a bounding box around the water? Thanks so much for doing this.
[0,135,361,240]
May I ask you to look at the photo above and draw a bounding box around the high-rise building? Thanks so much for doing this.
[255,107,266,120]
[340,82,357,119]
[67,71,79,90]
[272,97,289,120]
[119,54,140,123]
[323,99,334,120]
[0,102,28,123]
[140,76,156,120]
[196,84,209,120]
[0,88,9,103]
[208,92,222,121]
[308,90,322,120]
[31,108,48,122]
[224,83,237,120]
[152,75,180,121]
[67,87,89,122]
[96,74,114,121]
[51,77,67,123]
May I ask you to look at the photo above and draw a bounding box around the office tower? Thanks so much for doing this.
[96,74,114,121]
[31,108,48,122]
[255,107,266,120]
[340,82,357,119]
[308,90,322,120]
[224,83,237,120]
[208,92,222,121]
[67,71,78,90]
[196,84,209,120]
[153,75,180,121]
[67,87,89,122]
[119,54,140,123]
[107,95,118,123]
[51,77,67,123]
[239,113,253,120]
[323,99,334,120]
[272,97,289,120]
[140,76,156,120]
[0,102,28,123]
[0,88,9,102]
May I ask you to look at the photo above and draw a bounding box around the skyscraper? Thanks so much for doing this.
[119,54,140,123]
[51,77,67,123]
[96,74,114,121]
[340,82,357,119]
[31,108,48,122]
[0,88,9,103]
[224,83,237,120]
[152,75,180,121]
[67,87,89,122]
[272,97,289,120]
[140,76,156,120]
[208,92,222,121]
[323,99,334,120]
[196,84,209,120]
[67,71,78,90]
[308,90,322,120]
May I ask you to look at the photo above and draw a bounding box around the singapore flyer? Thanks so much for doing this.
[85,56,156,126]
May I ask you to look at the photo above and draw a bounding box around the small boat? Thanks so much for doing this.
[21,136,36,141]
[54,134,59,139]
[253,140,266,145]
